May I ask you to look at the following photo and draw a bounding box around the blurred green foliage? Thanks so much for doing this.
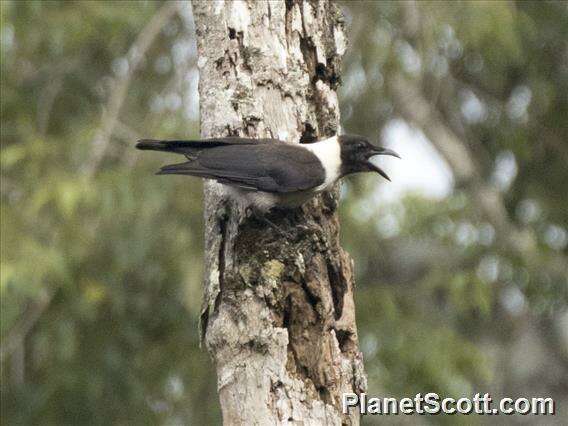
[2,1,215,424]
[1,1,567,425]
[340,1,568,423]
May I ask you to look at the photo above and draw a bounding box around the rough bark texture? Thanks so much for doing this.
[191,1,366,424]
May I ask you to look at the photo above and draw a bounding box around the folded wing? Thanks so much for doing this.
[157,144,325,193]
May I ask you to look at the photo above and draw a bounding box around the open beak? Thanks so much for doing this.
[370,147,401,159]
[367,162,391,181]
[367,147,401,181]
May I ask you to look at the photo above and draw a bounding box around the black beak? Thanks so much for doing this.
[367,162,391,181]
[366,147,400,181]
[369,147,401,159]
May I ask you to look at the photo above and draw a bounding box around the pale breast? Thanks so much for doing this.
[222,185,318,211]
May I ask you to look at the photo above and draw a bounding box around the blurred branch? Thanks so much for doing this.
[388,74,535,255]
[401,0,421,40]
[541,314,568,372]
[37,76,63,136]
[16,57,81,85]
[389,74,568,283]
[2,4,181,366]
[83,0,180,177]
[11,340,25,386]
[115,120,141,142]
[116,121,143,168]
[388,1,568,292]
[0,291,53,364]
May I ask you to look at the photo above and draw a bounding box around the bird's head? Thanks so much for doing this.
[338,134,400,181]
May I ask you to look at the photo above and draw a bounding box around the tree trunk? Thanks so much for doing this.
[191,1,366,424]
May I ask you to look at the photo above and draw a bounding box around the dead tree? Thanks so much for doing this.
[191,1,366,424]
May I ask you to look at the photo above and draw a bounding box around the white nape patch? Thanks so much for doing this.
[302,136,342,191]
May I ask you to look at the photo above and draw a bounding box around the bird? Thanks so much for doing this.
[136,134,400,212]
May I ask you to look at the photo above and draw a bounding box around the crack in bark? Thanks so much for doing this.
[283,280,329,403]
[300,277,322,317]
[327,259,345,320]
[335,329,355,353]
[214,211,229,314]
[300,121,318,143]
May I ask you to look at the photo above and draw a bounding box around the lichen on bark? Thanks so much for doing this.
[191,1,367,424]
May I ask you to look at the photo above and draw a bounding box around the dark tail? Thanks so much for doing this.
[136,139,197,153]
[136,139,166,151]
[136,137,265,154]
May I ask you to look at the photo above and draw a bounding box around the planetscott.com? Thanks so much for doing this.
[342,393,555,416]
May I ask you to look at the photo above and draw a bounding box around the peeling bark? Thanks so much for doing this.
[191,1,366,424]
